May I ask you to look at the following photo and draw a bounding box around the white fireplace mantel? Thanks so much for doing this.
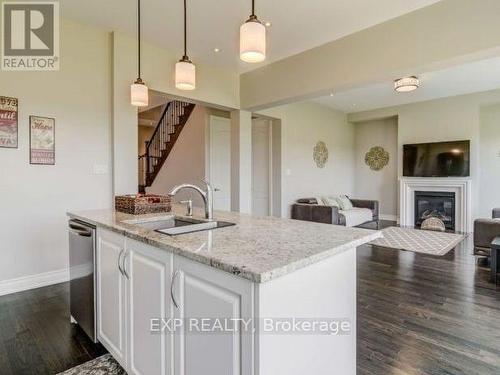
[399,177,472,233]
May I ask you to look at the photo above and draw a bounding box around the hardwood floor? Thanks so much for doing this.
[0,223,499,374]
[0,283,106,374]
[357,221,500,375]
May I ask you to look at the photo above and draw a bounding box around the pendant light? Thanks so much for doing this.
[240,0,266,63]
[131,0,149,106]
[175,0,196,90]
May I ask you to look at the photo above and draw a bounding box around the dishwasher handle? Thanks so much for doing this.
[69,220,93,237]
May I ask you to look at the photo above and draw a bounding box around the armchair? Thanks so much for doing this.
[474,208,500,257]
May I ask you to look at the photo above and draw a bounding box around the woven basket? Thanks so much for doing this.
[115,194,172,215]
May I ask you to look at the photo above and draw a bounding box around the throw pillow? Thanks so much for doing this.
[322,196,340,208]
[314,196,325,206]
[336,195,353,210]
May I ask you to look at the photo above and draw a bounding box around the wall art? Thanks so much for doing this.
[0,96,18,148]
[30,116,55,165]
[365,146,389,171]
[313,141,329,168]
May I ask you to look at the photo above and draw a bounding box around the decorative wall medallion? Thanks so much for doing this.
[365,146,389,171]
[313,141,329,168]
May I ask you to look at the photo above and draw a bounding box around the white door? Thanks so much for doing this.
[126,239,173,375]
[172,256,254,375]
[252,119,271,216]
[209,116,231,211]
[96,229,127,368]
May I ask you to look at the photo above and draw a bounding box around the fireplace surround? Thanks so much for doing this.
[400,178,472,233]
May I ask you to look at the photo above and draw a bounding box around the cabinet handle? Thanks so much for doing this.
[122,251,130,279]
[171,269,180,309]
[117,249,125,276]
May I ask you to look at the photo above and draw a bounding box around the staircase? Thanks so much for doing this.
[138,100,196,193]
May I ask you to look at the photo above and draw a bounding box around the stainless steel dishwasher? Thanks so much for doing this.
[68,219,98,342]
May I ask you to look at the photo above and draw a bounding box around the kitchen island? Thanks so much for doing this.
[68,206,381,375]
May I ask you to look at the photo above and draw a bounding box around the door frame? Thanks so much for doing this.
[251,117,274,216]
[207,115,232,210]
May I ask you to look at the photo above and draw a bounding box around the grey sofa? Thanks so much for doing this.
[291,197,379,227]
[474,208,500,257]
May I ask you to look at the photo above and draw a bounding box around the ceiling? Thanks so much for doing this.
[61,0,441,72]
[313,56,500,113]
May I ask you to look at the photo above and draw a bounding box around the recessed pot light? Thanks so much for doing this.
[394,76,419,92]
[264,21,272,27]
[214,48,220,53]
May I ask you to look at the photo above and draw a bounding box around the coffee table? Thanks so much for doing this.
[492,236,500,284]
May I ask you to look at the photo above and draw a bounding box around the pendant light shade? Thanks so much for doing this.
[175,58,196,90]
[131,0,148,106]
[131,79,149,106]
[240,0,266,63]
[175,0,196,90]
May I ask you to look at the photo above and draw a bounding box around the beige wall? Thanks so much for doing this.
[0,19,112,285]
[260,102,354,217]
[479,104,500,218]
[353,118,398,219]
[138,125,154,155]
[349,89,500,221]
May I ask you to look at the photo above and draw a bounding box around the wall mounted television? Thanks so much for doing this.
[403,140,470,177]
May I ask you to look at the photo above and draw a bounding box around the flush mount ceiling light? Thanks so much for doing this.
[131,0,149,106]
[175,0,196,90]
[394,76,420,93]
[240,0,266,63]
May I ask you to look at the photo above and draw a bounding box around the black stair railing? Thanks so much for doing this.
[140,100,195,189]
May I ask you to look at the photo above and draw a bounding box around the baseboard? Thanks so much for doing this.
[380,214,398,222]
[0,268,69,297]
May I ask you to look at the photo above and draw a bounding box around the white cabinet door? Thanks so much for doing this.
[96,229,127,368]
[172,256,254,375]
[126,239,173,375]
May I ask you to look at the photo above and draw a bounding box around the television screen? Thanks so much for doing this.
[403,140,470,177]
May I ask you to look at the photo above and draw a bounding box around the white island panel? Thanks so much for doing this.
[255,247,357,375]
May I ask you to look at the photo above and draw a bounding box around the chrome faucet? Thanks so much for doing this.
[169,180,214,220]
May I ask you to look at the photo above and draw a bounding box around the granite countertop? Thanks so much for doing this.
[68,206,382,283]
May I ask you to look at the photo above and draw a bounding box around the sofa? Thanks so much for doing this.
[291,197,379,228]
[474,208,500,257]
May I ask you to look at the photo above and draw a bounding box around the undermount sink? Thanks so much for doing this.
[122,216,234,236]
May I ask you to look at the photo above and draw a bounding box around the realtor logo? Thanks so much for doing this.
[2,1,59,70]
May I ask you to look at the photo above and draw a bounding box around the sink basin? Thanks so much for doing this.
[122,216,234,236]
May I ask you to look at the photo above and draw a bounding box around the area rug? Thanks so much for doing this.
[369,226,465,256]
[57,354,125,375]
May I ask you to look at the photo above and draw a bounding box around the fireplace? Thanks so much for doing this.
[414,191,456,230]
[400,178,471,233]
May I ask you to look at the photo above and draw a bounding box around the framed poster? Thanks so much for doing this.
[30,116,55,165]
[0,96,18,148]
